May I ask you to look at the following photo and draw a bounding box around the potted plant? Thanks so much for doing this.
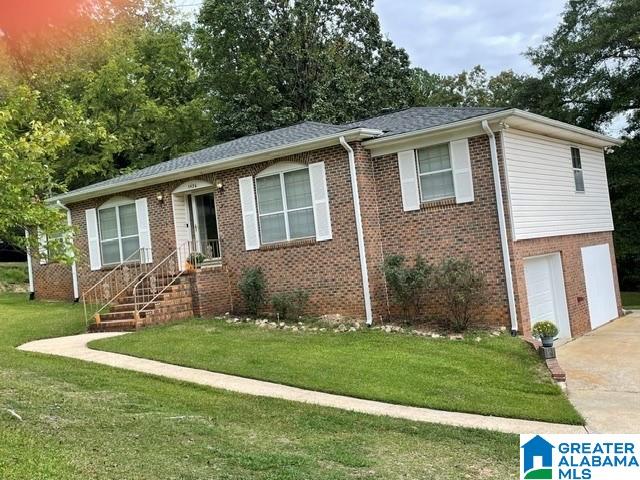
[186,252,205,270]
[532,321,559,347]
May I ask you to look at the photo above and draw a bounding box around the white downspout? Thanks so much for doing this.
[339,136,374,325]
[481,120,518,334]
[24,229,35,300]
[56,201,80,301]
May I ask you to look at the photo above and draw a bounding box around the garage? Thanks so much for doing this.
[581,244,618,330]
[524,253,572,339]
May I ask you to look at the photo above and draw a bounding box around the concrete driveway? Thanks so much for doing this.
[557,311,640,433]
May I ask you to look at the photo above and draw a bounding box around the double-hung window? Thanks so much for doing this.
[98,202,140,265]
[256,167,315,244]
[571,147,585,192]
[417,143,455,202]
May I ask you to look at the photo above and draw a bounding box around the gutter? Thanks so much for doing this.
[56,201,80,302]
[339,136,374,325]
[481,120,518,335]
[50,127,383,205]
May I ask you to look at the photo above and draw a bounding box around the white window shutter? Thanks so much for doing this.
[239,176,260,250]
[450,139,474,204]
[37,230,47,265]
[397,150,420,211]
[85,208,102,271]
[135,197,153,264]
[308,161,333,241]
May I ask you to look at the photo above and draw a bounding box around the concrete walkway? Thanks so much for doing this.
[558,311,640,433]
[18,332,587,436]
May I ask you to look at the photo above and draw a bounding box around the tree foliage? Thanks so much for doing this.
[194,0,413,140]
[0,85,71,256]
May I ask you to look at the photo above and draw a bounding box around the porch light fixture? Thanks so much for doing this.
[156,192,164,203]
[215,179,224,191]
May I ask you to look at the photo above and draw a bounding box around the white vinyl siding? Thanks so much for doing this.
[503,129,614,240]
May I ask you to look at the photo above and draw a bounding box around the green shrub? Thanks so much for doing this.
[532,321,559,338]
[271,290,310,320]
[436,258,486,332]
[239,267,266,315]
[382,254,434,321]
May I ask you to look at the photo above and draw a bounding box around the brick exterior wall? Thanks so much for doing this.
[371,134,511,327]
[34,263,74,301]
[35,144,368,319]
[32,133,622,338]
[190,267,233,317]
[510,231,623,337]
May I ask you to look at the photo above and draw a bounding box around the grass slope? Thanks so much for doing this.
[92,318,583,425]
[0,293,519,479]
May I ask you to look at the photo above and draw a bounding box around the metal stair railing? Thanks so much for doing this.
[132,241,201,323]
[82,248,153,327]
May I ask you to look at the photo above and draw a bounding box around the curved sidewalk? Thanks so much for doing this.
[18,333,587,435]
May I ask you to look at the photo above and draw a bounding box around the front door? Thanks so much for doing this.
[188,192,221,260]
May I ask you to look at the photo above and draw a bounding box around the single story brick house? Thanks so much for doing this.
[31,107,623,338]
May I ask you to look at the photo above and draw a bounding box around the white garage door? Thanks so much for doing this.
[581,244,618,330]
[524,253,571,339]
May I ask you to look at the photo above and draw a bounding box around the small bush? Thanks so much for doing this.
[436,258,486,332]
[239,267,266,315]
[382,254,434,321]
[532,321,559,338]
[271,290,310,320]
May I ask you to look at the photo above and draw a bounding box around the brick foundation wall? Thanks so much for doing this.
[34,263,74,301]
[371,134,511,327]
[510,231,623,337]
[190,267,233,317]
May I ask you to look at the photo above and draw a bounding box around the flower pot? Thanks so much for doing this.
[541,336,555,348]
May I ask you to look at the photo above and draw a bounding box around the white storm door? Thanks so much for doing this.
[524,254,571,339]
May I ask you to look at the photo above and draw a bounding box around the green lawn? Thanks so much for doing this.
[622,291,640,309]
[92,318,583,425]
[0,293,520,479]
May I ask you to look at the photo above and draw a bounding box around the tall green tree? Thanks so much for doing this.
[2,3,212,190]
[0,85,72,257]
[194,0,413,140]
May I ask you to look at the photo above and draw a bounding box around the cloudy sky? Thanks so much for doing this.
[178,0,566,76]
[373,0,566,75]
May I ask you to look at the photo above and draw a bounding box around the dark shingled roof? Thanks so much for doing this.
[345,106,508,137]
[59,107,508,199]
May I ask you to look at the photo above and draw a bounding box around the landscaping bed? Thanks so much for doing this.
[91,316,584,425]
